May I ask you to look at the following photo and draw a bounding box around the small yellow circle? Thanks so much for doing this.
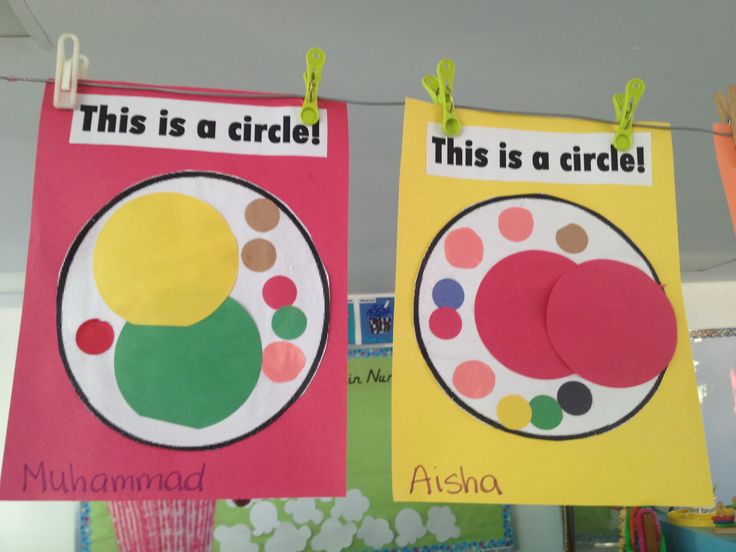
[93,192,238,326]
[497,395,532,430]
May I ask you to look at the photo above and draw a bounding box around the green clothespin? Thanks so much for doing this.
[422,58,461,136]
[612,78,646,151]
[301,47,325,126]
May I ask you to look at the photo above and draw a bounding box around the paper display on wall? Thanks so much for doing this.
[392,98,712,505]
[0,83,348,500]
[713,122,736,237]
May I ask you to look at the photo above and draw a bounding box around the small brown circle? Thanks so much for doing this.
[241,239,276,272]
[245,198,280,232]
[556,223,589,254]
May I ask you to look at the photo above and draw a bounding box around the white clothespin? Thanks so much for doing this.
[54,33,90,109]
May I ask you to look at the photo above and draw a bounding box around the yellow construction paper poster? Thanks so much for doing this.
[392,98,712,506]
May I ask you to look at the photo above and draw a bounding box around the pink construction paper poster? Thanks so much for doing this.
[0,82,348,500]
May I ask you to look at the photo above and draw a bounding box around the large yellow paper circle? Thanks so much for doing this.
[93,192,238,326]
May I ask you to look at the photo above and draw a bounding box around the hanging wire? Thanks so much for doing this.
[684,257,736,273]
[1,75,731,137]
[2,75,734,274]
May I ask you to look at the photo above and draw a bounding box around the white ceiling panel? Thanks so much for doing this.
[0,0,28,37]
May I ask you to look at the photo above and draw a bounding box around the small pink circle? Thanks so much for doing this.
[453,361,495,398]
[262,276,297,309]
[75,319,114,355]
[429,307,462,339]
[444,227,483,268]
[499,207,534,242]
[262,342,306,383]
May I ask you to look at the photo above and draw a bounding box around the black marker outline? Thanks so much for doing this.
[57,171,330,450]
[413,193,667,441]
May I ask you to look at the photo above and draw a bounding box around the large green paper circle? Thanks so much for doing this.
[115,297,262,428]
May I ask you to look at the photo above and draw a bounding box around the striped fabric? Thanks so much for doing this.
[108,500,215,552]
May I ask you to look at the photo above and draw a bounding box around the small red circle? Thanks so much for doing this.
[262,276,297,309]
[75,319,114,355]
[429,307,462,339]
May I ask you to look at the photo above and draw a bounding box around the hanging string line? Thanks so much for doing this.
[3,75,735,274]
[684,256,736,273]
[2,75,731,137]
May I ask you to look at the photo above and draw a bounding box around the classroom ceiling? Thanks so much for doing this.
[1,0,735,293]
[0,2,25,37]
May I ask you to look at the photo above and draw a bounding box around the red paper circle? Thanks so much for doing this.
[262,276,297,309]
[75,319,114,355]
[429,307,462,340]
[474,250,575,379]
[546,259,677,388]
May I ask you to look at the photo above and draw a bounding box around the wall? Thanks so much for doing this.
[682,281,736,329]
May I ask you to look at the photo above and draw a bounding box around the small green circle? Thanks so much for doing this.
[272,306,307,340]
[530,395,563,430]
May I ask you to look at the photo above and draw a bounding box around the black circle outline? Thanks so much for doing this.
[414,193,667,441]
[57,171,330,450]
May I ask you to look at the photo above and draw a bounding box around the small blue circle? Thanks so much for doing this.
[432,278,465,309]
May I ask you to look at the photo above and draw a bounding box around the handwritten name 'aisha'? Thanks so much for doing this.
[409,464,502,496]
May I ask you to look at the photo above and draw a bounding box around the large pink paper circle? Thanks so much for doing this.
[546,259,677,388]
[474,250,575,379]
